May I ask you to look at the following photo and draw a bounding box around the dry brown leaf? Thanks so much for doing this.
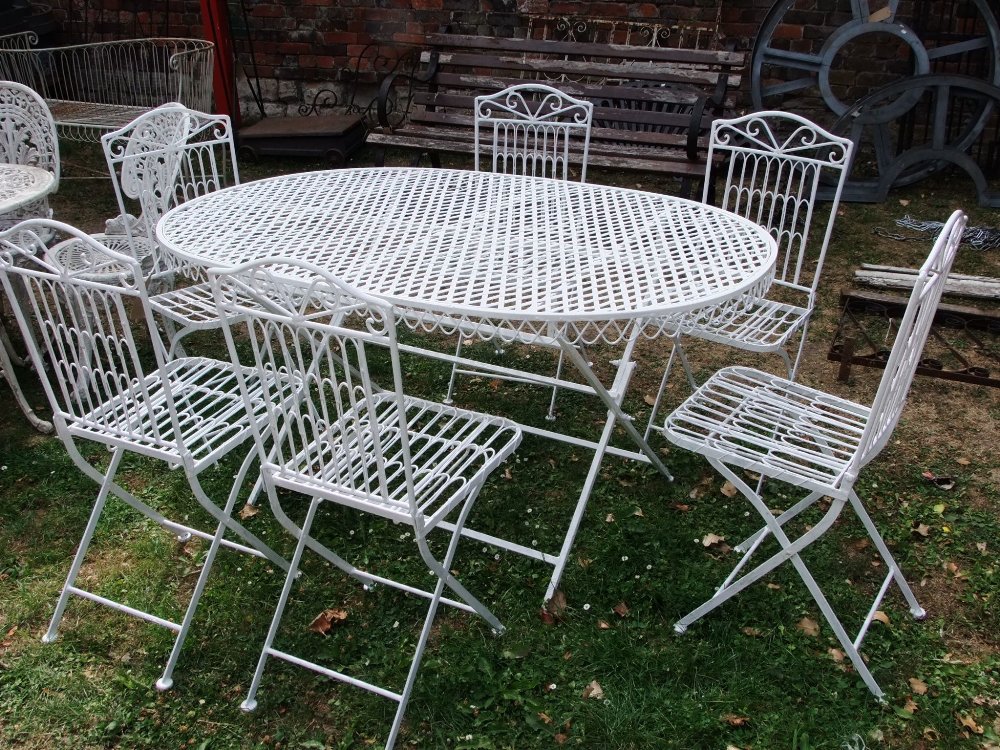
[901,697,918,714]
[597,619,611,630]
[582,680,604,700]
[0,625,17,651]
[643,393,657,406]
[911,522,931,538]
[872,610,890,625]
[308,607,348,635]
[554,733,568,745]
[605,513,615,523]
[722,714,750,727]
[741,626,763,638]
[503,467,513,480]
[956,457,971,466]
[538,711,553,724]
[909,677,928,695]
[850,538,871,551]
[921,727,940,742]
[238,503,259,520]
[577,556,592,569]
[957,714,984,734]
[828,648,845,662]
[701,533,726,548]
[899,198,911,206]
[797,617,820,637]
[563,651,573,661]
[612,602,630,618]
[977,542,988,554]
[720,480,738,497]
[633,507,645,517]
[766,582,781,590]
[671,502,691,512]
[547,590,568,618]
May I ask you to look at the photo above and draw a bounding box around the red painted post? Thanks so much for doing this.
[199,0,239,126]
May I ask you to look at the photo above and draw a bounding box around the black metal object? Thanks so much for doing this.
[828,289,1000,387]
[237,113,366,166]
[750,0,1000,202]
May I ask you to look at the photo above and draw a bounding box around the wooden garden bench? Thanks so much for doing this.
[367,30,745,187]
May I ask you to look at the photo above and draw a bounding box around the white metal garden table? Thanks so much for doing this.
[0,163,57,433]
[156,167,777,599]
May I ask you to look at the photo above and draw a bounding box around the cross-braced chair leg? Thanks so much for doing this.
[674,461,925,700]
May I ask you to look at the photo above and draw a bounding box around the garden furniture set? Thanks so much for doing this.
[0,71,968,747]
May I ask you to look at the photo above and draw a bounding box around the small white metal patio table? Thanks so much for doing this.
[0,163,57,433]
[156,167,777,599]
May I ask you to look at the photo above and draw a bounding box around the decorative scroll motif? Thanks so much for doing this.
[829,291,1000,388]
[299,42,420,128]
[526,14,723,51]
[0,81,58,228]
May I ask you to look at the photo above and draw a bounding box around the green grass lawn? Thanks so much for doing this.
[1,145,998,749]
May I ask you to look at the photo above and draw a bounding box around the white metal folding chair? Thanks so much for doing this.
[0,79,59,229]
[659,210,966,699]
[446,83,594,419]
[645,112,854,435]
[211,258,521,748]
[0,220,288,691]
[47,104,241,357]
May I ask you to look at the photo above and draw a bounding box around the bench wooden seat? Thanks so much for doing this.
[368,32,745,186]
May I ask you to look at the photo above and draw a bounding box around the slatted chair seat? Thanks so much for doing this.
[683,298,811,352]
[74,357,271,471]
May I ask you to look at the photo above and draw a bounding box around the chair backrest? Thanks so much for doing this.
[850,209,966,477]
[210,258,430,522]
[0,80,59,185]
[102,104,239,270]
[703,111,853,292]
[0,219,185,455]
[474,83,593,182]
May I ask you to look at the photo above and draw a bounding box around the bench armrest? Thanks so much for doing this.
[376,51,439,130]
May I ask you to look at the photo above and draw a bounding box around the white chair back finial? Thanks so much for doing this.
[853,209,966,472]
[475,83,593,181]
[705,111,853,291]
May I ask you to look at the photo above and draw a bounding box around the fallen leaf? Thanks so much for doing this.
[933,502,947,514]
[238,503,259,519]
[976,542,987,554]
[612,602,630,618]
[722,714,750,727]
[563,651,573,660]
[828,648,845,662]
[671,502,691,512]
[597,620,611,630]
[922,472,956,490]
[488,378,502,391]
[956,457,971,466]
[850,538,871,551]
[577,556,592,568]
[901,697,918,715]
[554,733,568,745]
[538,711,554,724]
[633,507,645,517]
[766,582,781,590]
[957,714,984,734]
[605,513,615,523]
[0,625,17,651]
[643,393,657,406]
[503,467,513,480]
[701,533,726,548]
[909,677,928,695]
[899,198,911,206]
[797,617,820,637]
[582,680,604,700]
[742,626,763,638]
[720,480,738,497]
[911,522,931,538]
[308,608,348,635]
[921,727,939,742]
[872,610,890,625]
[547,590,568,618]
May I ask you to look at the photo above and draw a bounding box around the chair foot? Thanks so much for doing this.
[492,625,506,637]
[176,531,192,543]
[240,699,258,713]
[442,397,454,405]
[40,632,58,644]
[911,606,927,621]
[544,414,556,422]
[155,676,173,691]
[673,622,687,635]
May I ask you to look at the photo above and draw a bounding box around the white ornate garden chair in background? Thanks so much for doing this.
[47,104,240,357]
[0,220,288,691]
[0,79,59,229]
[211,258,522,748]
[446,83,594,420]
[659,210,966,699]
[644,112,854,436]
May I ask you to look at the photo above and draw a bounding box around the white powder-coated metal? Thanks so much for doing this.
[157,167,776,345]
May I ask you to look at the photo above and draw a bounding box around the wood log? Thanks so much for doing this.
[854,264,1000,299]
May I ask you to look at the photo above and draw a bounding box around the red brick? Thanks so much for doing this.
[251,5,285,19]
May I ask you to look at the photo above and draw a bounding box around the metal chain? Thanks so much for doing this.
[874,215,1000,250]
